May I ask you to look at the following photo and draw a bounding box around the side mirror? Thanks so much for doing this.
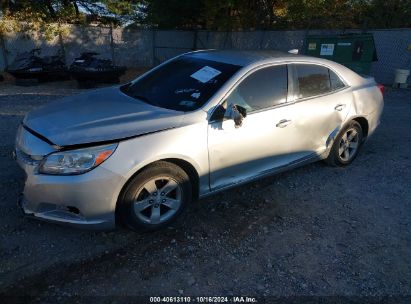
[210,104,226,121]
[227,104,247,128]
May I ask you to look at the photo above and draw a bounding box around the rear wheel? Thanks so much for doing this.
[118,161,192,231]
[326,121,363,166]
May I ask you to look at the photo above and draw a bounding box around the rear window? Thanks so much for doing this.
[121,57,241,111]
[295,64,347,99]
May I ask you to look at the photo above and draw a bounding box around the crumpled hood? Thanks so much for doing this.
[23,86,184,146]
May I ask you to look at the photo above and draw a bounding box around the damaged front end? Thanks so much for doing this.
[14,124,120,229]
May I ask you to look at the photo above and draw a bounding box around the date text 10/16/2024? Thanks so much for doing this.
[149,296,258,303]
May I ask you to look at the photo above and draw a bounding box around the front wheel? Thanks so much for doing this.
[326,121,363,166]
[117,161,192,231]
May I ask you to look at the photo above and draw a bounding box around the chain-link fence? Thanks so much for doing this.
[1,25,410,85]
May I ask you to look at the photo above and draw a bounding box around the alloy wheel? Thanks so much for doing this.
[338,127,360,162]
[133,176,182,225]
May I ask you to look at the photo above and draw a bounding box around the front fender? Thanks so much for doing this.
[100,122,210,209]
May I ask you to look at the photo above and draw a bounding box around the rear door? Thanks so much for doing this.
[288,63,351,154]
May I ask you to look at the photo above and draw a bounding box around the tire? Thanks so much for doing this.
[117,161,192,231]
[326,120,363,167]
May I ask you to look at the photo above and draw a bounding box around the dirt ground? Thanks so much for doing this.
[0,78,410,303]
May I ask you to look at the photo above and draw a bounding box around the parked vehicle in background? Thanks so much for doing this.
[14,50,384,231]
[69,52,126,87]
[7,48,68,82]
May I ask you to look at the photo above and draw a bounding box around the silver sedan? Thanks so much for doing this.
[14,50,384,231]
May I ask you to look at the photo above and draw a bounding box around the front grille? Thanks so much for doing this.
[15,148,41,166]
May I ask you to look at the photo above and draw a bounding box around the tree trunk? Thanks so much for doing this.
[45,0,56,19]
[72,1,80,16]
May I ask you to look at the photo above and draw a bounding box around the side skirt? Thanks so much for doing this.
[199,150,325,199]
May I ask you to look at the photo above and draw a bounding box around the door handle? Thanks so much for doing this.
[334,104,346,111]
[276,119,292,128]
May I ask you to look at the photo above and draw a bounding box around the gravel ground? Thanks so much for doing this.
[0,81,410,303]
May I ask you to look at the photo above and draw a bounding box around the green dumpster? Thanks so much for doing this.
[303,33,378,75]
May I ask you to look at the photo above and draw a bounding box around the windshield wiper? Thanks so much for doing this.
[120,85,156,106]
[132,94,156,106]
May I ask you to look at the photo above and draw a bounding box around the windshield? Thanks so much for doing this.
[120,56,241,111]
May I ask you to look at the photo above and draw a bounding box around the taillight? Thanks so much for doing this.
[377,84,385,95]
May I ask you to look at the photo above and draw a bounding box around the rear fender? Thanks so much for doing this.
[351,77,383,116]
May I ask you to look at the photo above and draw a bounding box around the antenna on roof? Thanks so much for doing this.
[288,49,299,54]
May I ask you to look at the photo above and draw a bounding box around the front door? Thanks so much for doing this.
[207,64,310,191]
[208,103,310,191]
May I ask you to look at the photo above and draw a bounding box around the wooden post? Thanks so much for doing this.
[57,24,67,65]
[109,23,115,65]
[0,34,9,71]
[259,30,266,50]
[193,30,198,51]
[152,29,156,66]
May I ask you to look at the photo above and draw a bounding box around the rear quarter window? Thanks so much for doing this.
[329,69,346,90]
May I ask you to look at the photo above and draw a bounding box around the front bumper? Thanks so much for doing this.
[14,124,128,230]
[16,154,125,230]
[17,194,114,230]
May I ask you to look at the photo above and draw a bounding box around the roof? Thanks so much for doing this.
[183,49,366,87]
[184,49,299,66]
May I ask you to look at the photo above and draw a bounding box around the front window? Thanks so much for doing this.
[225,65,288,112]
[121,56,241,111]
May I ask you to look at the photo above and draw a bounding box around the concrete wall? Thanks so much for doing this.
[1,25,410,85]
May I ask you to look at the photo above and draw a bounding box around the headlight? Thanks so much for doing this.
[39,143,117,175]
